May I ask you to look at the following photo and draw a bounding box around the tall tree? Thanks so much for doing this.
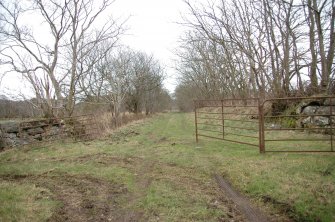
[0,0,124,117]
[309,0,335,92]
[176,0,334,105]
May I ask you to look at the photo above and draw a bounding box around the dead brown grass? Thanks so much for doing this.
[94,112,149,136]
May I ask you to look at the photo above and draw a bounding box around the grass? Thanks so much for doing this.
[0,181,58,221]
[0,112,334,221]
[197,106,334,152]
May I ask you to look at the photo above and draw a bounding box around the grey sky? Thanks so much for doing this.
[113,0,188,92]
[1,0,190,96]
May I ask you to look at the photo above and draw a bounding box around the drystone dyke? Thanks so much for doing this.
[297,98,335,131]
[0,119,65,150]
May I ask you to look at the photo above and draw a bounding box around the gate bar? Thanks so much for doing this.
[225,132,259,139]
[198,134,259,147]
[198,129,223,134]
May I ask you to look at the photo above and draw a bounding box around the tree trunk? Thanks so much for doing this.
[307,0,318,93]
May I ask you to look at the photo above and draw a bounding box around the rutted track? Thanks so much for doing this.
[0,173,141,222]
[214,174,271,222]
[0,114,301,221]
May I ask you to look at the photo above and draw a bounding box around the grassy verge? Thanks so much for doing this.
[0,181,58,221]
[0,113,334,221]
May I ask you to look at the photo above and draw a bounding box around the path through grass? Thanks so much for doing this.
[0,113,334,221]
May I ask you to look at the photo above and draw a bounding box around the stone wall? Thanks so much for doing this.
[0,116,95,150]
[298,98,335,130]
[0,119,64,149]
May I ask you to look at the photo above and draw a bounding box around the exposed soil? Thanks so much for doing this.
[1,150,292,222]
[214,174,292,222]
[214,174,269,222]
[0,157,292,222]
[1,151,294,222]
[2,113,332,221]
[0,147,156,222]
[0,173,142,222]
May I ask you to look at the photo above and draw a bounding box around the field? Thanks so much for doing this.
[0,113,334,221]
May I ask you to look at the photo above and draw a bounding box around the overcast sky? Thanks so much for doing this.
[113,0,188,92]
[0,0,191,97]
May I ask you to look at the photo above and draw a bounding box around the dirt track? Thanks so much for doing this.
[1,152,292,222]
[1,173,143,222]
[0,125,292,222]
[214,174,269,222]
[1,159,293,221]
[0,156,251,222]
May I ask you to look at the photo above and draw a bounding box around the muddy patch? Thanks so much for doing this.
[42,153,144,168]
[0,173,142,222]
[109,130,140,144]
[214,174,292,222]
[214,174,270,222]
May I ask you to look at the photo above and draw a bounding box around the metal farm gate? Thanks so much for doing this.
[260,97,334,152]
[194,98,261,149]
[194,96,335,153]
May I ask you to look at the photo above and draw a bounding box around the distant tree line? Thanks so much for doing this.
[0,0,171,118]
[78,47,172,118]
[175,0,334,111]
[0,96,42,118]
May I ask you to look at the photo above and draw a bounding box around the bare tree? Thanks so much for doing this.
[0,0,124,117]
[176,0,334,106]
[0,0,69,117]
[78,47,168,117]
[125,51,165,114]
[309,0,335,92]
[97,47,133,120]
[64,0,125,116]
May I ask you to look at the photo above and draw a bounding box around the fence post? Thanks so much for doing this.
[221,100,224,139]
[194,101,198,143]
[259,99,265,153]
[330,98,333,151]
